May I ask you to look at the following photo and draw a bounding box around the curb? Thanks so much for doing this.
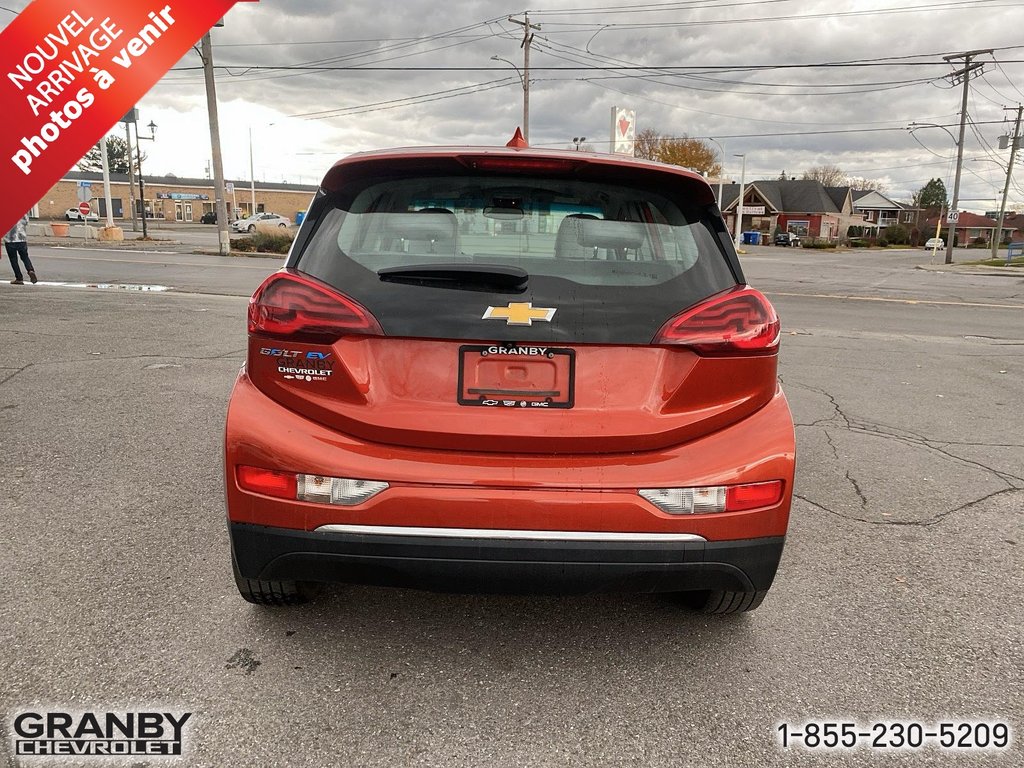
[916,264,1024,277]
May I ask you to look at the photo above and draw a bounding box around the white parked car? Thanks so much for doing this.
[924,237,944,250]
[64,207,99,222]
[231,212,291,233]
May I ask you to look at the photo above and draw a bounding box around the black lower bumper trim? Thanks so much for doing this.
[229,523,785,596]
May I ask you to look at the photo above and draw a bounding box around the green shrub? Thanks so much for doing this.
[245,231,293,254]
[231,237,256,252]
[849,238,869,247]
[878,237,889,247]
[884,224,909,245]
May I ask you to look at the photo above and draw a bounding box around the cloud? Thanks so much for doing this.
[5,0,1022,209]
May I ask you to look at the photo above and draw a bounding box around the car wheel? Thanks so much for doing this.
[248,224,256,233]
[680,589,767,614]
[278,223,287,228]
[232,554,320,606]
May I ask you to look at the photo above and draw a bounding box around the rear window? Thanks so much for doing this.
[295,172,738,344]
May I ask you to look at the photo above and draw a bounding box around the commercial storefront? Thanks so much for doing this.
[37,171,317,222]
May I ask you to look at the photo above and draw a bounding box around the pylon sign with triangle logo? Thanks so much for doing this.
[611,107,636,155]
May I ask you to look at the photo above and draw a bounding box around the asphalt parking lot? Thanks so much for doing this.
[0,246,1021,766]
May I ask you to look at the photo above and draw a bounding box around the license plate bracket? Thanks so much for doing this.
[458,344,575,409]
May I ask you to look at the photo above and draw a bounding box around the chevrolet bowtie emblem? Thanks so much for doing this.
[482,302,557,326]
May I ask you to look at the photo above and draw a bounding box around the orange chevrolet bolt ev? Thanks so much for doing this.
[224,135,795,613]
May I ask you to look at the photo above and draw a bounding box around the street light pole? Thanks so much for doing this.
[134,120,157,239]
[708,137,725,210]
[732,153,746,248]
[572,136,586,151]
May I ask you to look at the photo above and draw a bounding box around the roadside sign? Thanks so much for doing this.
[78,202,91,217]
[946,211,960,223]
[225,182,234,194]
[77,181,92,202]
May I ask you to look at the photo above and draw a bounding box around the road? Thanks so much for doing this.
[1,244,1021,767]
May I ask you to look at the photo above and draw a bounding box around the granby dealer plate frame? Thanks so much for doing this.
[457,344,576,409]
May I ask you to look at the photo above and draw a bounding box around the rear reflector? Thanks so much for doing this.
[653,286,780,355]
[237,466,298,499]
[248,270,382,344]
[237,465,388,506]
[639,480,783,514]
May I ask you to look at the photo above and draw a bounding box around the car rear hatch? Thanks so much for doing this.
[245,149,780,454]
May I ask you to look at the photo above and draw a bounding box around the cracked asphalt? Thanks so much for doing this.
[0,245,1021,767]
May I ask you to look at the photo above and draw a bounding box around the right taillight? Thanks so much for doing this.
[652,285,779,355]
[248,270,382,344]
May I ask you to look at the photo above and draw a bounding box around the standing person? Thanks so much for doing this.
[4,211,36,285]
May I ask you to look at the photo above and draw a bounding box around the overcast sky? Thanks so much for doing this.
[4,0,1024,211]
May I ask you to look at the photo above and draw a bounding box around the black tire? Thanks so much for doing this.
[247,224,256,233]
[278,223,287,228]
[681,589,767,614]
[232,555,319,606]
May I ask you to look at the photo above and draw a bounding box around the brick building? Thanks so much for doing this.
[35,171,317,223]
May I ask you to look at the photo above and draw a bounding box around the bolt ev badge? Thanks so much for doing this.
[482,302,557,326]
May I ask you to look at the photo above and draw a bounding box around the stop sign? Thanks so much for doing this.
[78,201,91,217]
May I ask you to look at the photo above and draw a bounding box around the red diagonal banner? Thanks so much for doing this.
[0,0,257,235]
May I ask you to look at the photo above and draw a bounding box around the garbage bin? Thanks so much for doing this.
[743,231,760,245]
[295,210,306,226]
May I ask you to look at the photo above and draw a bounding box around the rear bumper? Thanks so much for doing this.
[230,522,786,595]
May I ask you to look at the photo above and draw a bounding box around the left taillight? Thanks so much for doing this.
[248,270,383,344]
[652,286,780,356]
[236,466,388,506]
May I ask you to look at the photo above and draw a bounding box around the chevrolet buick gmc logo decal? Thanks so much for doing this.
[482,302,556,326]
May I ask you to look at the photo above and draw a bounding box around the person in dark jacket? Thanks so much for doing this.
[4,212,37,285]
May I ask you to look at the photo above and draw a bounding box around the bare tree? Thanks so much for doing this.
[801,164,847,186]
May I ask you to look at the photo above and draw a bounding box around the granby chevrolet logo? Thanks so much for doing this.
[482,302,556,326]
[12,710,192,756]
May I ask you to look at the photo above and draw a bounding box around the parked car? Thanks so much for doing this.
[200,210,217,224]
[225,138,795,613]
[774,231,800,247]
[64,207,99,222]
[231,212,290,233]
[924,237,944,250]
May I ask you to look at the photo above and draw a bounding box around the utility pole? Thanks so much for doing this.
[993,104,1022,261]
[201,32,231,256]
[249,126,256,215]
[507,13,540,143]
[942,48,992,264]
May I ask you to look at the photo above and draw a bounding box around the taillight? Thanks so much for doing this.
[653,286,779,355]
[248,270,382,344]
[639,480,783,515]
[236,465,388,505]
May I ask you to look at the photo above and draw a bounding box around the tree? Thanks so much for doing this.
[633,128,722,176]
[77,136,144,175]
[801,164,847,186]
[633,128,662,161]
[913,178,948,211]
[847,176,887,192]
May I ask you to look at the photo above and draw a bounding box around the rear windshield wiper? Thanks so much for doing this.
[377,263,528,292]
